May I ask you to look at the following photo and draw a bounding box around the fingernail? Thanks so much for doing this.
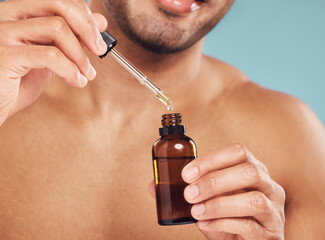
[197,220,210,229]
[192,203,205,216]
[183,166,199,181]
[78,72,88,87]
[88,64,96,80]
[185,184,199,200]
[96,34,107,54]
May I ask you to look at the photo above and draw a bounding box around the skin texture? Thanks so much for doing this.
[103,0,234,53]
[0,0,325,239]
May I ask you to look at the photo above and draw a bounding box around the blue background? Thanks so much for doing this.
[0,0,324,123]
[203,0,325,124]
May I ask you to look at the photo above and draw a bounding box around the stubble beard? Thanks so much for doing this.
[103,0,232,54]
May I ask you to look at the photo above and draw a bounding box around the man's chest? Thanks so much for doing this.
[0,104,269,239]
[0,118,207,239]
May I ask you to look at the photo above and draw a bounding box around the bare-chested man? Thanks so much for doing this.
[0,0,324,239]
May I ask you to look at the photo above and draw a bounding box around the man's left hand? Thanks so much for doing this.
[181,144,285,240]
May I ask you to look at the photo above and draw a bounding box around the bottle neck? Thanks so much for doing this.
[159,113,186,137]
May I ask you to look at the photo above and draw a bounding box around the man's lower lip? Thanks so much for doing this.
[155,0,204,14]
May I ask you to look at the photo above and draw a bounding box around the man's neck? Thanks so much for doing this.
[46,0,207,118]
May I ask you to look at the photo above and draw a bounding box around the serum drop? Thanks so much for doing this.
[152,113,197,225]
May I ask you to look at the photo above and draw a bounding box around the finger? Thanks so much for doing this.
[148,180,156,199]
[3,45,88,88]
[1,17,96,81]
[93,13,108,32]
[2,0,107,55]
[182,143,267,183]
[191,191,279,229]
[196,218,266,240]
[184,162,277,204]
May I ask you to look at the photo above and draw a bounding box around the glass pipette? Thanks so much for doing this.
[109,49,174,111]
[99,31,174,112]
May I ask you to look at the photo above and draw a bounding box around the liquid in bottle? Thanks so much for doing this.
[152,113,197,225]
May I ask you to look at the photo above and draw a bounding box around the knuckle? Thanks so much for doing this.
[250,191,268,212]
[50,16,67,32]
[277,184,286,204]
[206,155,215,169]
[258,161,269,174]
[266,213,284,235]
[233,143,249,160]
[45,46,62,59]
[243,163,262,182]
[206,173,218,189]
[211,198,223,211]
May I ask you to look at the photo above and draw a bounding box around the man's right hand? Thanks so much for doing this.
[0,0,108,126]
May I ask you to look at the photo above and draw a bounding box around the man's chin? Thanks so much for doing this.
[103,0,225,55]
[121,21,196,54]
[131,39,192,55]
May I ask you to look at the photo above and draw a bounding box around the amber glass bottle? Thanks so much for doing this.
[152,113,197,225]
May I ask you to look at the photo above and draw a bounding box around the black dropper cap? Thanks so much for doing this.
[99,31,117,59]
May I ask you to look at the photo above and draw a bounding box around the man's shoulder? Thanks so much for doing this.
[218,63,323,147]
[204,55,320,130]
[225,80,310,123]
[204,56,325,178]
